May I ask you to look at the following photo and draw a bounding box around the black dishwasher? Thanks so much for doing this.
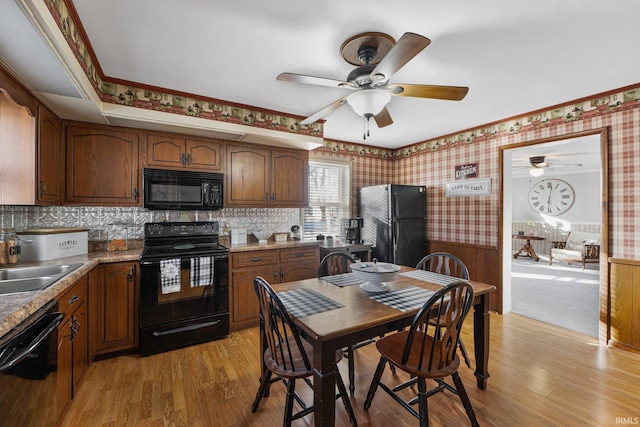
[0,299,63,427]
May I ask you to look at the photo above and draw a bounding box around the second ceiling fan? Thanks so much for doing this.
[277,31,469,139]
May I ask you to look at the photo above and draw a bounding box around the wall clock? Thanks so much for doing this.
[528,179,575,216]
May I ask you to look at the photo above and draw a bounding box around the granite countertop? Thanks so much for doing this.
[221,237,321,253]
[0,249,141,338]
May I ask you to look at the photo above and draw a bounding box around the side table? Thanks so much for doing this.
[512,234,546,262]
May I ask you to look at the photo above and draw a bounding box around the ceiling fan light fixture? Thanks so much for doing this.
[529,167,544,177]
[347,90,391,117]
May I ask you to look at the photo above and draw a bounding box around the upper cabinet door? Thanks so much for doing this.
[186,139,223,171]
[225,145,270,206]
[37,104,62,205]
[271,150,308,207]
[145,134,186,169]
[65,124,140,206]
[143,134,223,172]
[0,92,36,205]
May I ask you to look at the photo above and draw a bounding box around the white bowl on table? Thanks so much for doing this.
[253,231,273,244]
[350,261,401,293]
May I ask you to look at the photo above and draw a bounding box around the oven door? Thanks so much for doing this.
[139,253,229,328]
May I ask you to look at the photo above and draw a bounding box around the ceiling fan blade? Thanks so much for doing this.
[388,83,469,101]
[300,96,349,125]
[374,107,393,128]
[548,162,583,167]
[369,32,431,82]
[277,72,356,89]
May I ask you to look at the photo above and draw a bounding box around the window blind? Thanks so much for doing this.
[303,160,350,240]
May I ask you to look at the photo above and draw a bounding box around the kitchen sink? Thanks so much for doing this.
[0,263,83,295]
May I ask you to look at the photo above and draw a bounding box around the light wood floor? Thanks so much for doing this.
[61,314,640,426]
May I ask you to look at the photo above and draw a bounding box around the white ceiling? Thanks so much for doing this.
[509,134,601,178]
[1,0,639,155]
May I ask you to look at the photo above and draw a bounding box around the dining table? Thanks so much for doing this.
[259,265,496,426]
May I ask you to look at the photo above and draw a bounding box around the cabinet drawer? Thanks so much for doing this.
[232,250,278,268]
[280,246,319,264]
[58,275,88,315]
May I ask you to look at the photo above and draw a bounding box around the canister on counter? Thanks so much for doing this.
[0,228,21,265]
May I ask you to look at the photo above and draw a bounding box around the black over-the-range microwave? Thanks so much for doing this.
[143,168,223,210]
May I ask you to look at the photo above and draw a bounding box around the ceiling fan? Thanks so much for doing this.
[277,32,469,139]
[515,156,583,177]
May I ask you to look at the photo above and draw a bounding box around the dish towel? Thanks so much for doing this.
[190,256,215,288]
[160,258,181,294]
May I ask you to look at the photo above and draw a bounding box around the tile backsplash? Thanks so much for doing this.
[0,206,301,242]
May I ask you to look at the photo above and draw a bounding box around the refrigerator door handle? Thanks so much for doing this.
[392,191,400,218]
[392,219,399,264]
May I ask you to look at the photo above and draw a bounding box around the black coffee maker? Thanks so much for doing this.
[342,217,363,244]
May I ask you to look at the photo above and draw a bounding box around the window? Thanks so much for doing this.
[303,160,351,240]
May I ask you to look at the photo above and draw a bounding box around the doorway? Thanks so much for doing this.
[499,129,609,342]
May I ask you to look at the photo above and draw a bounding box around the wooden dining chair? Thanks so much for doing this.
[364,281,479,427]
[416,252,472,368]
[251,276,357,427]
[317,252,356,277]
[317,252,377,394]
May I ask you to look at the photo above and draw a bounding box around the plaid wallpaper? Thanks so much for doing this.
[314,98,640,260]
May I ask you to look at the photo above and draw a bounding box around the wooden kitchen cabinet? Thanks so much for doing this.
[279,246,319,282]
[230,245,319,330]
[225,144,308,207]
[36,104,63,204]
[65,122,141,206]
[270,149,309,207]
[143,133,224,172]
[90,262,139,358]
[56,274,88,421]
[0,66,63,205]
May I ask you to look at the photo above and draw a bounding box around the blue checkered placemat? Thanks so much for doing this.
[368,286,435,312]
[321,273,364,287]
[278,288,345,318]
[400,270,460,286]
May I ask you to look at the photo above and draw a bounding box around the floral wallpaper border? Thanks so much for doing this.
[44,0,322,138]
[321,86,640,159]
[43,1,640,162]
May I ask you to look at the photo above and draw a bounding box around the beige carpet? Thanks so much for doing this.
[510,255,599,337]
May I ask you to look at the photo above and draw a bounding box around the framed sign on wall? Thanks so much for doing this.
[445,178,491,197]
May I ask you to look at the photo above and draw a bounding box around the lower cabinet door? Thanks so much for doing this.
[72,299,88,393]
[92,262,138,356]
[280,260,318,283]
[232,266,277,327]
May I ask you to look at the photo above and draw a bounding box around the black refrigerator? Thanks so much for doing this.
[359,184,427,267]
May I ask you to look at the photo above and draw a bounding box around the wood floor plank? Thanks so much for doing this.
[61,313,640,426]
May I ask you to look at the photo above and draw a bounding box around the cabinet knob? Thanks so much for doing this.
[186,154,192,165]
[132,187,139,202]
[180,153,186,166]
